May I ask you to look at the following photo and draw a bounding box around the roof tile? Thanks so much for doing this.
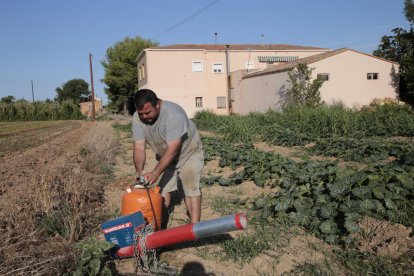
[243,48,396,79]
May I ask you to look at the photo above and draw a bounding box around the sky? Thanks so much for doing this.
[0,0,410,105]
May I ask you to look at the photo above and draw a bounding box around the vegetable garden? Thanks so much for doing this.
[193,103,414,274]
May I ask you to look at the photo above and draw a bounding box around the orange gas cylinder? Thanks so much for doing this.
[121,185,163,231]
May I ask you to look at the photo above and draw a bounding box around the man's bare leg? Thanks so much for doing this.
[163,192,171,208]
[184,195,201,223]
[161,192,171,229]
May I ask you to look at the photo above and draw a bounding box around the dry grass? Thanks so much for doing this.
[81,121,119,173]
[0,121,119,275]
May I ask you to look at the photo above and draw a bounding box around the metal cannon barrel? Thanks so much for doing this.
[116,213,247,258]
[145,212,247,250]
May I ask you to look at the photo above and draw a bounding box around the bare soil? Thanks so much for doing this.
[354,217,414,257]
[0,121,84,196]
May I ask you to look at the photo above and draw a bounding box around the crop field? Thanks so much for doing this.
[1,104,413,275]
[0,120,82,156]
[0,121,64,134]
[188,104,414,275]
[0,120,118,275]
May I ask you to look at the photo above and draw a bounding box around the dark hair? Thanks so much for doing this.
[133,89,159,110]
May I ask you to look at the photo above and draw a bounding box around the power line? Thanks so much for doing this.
[152,0,219,40]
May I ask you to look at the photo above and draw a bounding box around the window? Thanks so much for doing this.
[217,96,226,109]
[317,73,329,81]
[139,64,145,80]
[245,62,254,70]
[192,61,203,72]
[195,97,203,108]
[212,63,223,73]
[367,73,378,80]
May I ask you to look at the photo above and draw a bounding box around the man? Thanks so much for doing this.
[132,89,204,225]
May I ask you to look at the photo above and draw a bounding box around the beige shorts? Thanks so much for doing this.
[158,150,204,197]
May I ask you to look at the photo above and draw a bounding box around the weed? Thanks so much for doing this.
[40,205,72,238]
[285,261,334,276]
[211,196,247,216]
[72,237,113,276]
[229,187,243,196]
[211,196,230,215]
[335,248,414,275]
[112,122,132,133]
[219,232,270,264]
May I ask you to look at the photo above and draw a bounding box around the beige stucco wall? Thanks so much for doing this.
[79,98,103,116]
[138,49,229,118]
[311,51,398,107]
[231,50,398,115]
[231,70,290,115]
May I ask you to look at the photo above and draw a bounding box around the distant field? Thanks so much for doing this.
[0,121,64,134]
[0,121,82,156]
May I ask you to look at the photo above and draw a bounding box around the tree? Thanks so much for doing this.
[285,63,325,108]
[55,79,90,104]
[373,0,414,104]
[101,36,158,113]
[405,0,414,23]
[1,95,16,103]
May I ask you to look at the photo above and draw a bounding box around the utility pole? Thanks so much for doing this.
[225,44,232,114]
[89,53,96,121]
[31,80,34,102]
[214,32,218,44]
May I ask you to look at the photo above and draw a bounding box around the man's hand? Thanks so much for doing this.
[148,138,182,184]
[144,171,161,185]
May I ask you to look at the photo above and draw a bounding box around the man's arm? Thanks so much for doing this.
[133,139,146,175]
[146,138,183,184]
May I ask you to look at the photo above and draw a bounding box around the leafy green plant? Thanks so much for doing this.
[271,166,414,243]
[307,136,414,163]
[72,237,113,276]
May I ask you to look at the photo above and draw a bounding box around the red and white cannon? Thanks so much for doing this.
[101,183,247,258]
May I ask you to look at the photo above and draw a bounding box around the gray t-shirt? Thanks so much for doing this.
[132,100,202,168]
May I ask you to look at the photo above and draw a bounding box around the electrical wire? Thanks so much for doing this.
[151,0,219,40]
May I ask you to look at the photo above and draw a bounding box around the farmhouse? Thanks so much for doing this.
[136,44,398,117]
[79,98,103,116]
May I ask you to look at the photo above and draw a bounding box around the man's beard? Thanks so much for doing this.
[142,114,159,125]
